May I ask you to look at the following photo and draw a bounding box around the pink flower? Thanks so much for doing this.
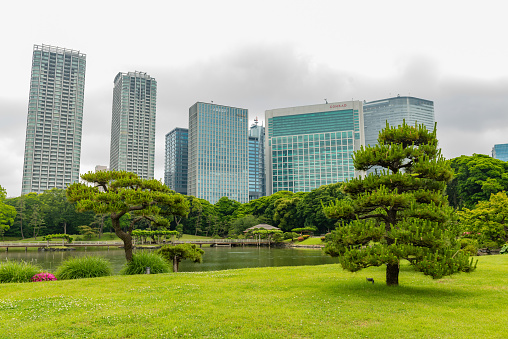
[32,272,57,282]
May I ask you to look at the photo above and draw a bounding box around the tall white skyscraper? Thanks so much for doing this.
[109,71,157,179]
[188,102,249,204]
[21,44,86,195]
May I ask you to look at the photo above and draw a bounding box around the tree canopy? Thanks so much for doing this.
[457,191,508,247]
[67,171,189,261]
[0,185,16,239]
[446,154,508,209]
[323,121,476,286]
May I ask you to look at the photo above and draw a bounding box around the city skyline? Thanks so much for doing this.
[1,1,507,197]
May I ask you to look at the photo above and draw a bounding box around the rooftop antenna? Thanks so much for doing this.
[254,117,259,125]
[211,100,214,104]
[324,99,328,104]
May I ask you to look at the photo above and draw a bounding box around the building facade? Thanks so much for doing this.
[363,96,435,148]
[492,143,508,162]
[265,101,364,195]
[164,127,188,194]
[188,102,249,204]
[109,71,157,179]
[21,44,86,194]
[248,120,265,201]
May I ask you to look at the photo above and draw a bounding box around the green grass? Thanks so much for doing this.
[0,260,41,283]
[55,256,112,280]
[290,236,325,246]
[120,252,170,275]
[0,255,506,338]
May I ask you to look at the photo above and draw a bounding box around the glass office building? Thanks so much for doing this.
[363,96,434,148]
[188,102,249,204]
[165,127,188,194]
[21,44,86,194]
[109,71,157,179]
[249,121,265,201]
[492,143,508,162]
[265,101,364,194]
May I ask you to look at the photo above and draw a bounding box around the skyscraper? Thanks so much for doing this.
[21,44,86,195]
[265,101,364,195]
[165,127,188,194]
[248,119,265,201]
[492,143,508,162]
[188,102,248,204]
[109,71,157,179]
[363,96,435,148]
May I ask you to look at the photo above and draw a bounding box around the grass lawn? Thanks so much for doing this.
[0,255,506,338]
[289,236,325,246]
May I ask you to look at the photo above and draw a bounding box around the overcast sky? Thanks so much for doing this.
[1,0,507,197]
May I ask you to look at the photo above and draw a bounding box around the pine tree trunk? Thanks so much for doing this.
[386,263,400,286]
[112,217,133,261]
[173,256,179,273]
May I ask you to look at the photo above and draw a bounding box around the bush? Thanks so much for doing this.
[302,235,310,240]
[459,238,478,256]
[297,236,304,242]
[32,272,57,282]
[500,243,508,254]
[284,232,299,240]
[120,251,170,275]
[55,256,112,280]
[0,260,42,283]
[321,237,326,242]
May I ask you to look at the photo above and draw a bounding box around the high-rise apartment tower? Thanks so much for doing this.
[21,44,86,194]
[188,102,249,204]
[265,101,364,195]
[165,127,188,195]
[109,71,157,179]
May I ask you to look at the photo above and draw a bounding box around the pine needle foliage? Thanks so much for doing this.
[323,121,477,285]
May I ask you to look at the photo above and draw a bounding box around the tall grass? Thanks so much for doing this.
[120,251,170,275]
[0,260,41,283]
[54,256,112,280]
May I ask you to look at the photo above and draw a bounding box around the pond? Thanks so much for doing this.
[1,246,339,274]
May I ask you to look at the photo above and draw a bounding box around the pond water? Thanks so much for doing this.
[1,246,339,274]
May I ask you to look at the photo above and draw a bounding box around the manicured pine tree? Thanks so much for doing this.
[323,121,476,286]
[67,171,189,261]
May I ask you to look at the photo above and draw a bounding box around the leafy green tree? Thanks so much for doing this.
[323,122,476,286]
[157,244,204,272]
[39,188,76,234]
[457,191,508,247]
[0,185,16,240]
[67,171,189,261]
[296,183,344,234]
[230,214,259,235]
[446,154,508,209]
[273,193,305,231]
[77,225,98,240]
[28,203,45,240]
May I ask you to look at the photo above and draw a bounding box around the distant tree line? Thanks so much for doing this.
[2,153,508,245]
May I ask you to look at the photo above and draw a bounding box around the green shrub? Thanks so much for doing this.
[321,237,326,241]
[302,235,310,239]
[0,260,42,283]
[55,256,112,280]
[284,232,299,240]
[481,240,499,249]
[120,251,170,275]
[500,243,508,254]
[459,238,478,255]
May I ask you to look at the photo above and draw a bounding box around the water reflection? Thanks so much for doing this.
[1,246,339,274]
